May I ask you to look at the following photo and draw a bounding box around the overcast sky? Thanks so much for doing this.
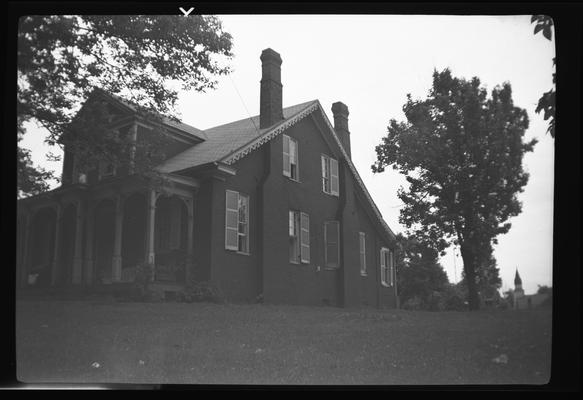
[21,14,555,295]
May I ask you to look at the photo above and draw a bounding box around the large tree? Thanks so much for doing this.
[458,251,502,302]
[17,15,233,198]
[372,69,536,310]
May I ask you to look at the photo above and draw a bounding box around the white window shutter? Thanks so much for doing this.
[330,158,339,195]
[238,195,249,253]
[283,135,291,177]
[300,212,310,263]
[321,155,327,192]
[359,232,366,274]
[380,249,387,285]
[225,190,239,250]
[389,250,394,286]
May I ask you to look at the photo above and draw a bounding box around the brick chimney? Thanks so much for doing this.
[260,48,283,129]
[331,102,351,158]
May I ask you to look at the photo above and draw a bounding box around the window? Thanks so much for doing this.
[289,211,310,263]
[321,155,339,196]
[98,161,116,180]
[381,248,394,287]
[225,190,249,253]
[359,232,367,276]
[283,135,299,180]
[324,221,340,268]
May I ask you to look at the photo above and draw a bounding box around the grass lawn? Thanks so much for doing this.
[15,298,552,386]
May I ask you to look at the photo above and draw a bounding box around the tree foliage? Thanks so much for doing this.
[531,15,555,138]
[372,69,536,310]
[394,233,449,308]
[17,15,233,197]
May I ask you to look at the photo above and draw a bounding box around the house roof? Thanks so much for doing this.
[156,100,318,173]
[92,89,208,141]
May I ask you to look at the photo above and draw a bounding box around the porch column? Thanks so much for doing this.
[111,194,124,282]
[84,202,95,285]
[145,189,157,279]
[19,212,33,287]
[129,121,138,174]
[185,196,194,283]
[51,204,63,286]
[71,200,84,284]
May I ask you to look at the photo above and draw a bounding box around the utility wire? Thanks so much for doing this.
[228,74,260,135]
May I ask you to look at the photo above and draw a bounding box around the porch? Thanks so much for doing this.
[16,174,198,292]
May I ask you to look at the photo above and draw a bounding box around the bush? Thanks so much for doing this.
[426,291,445,311]
[125,263,155,301]
[440,285,467,311]
[402,296,423,311]
[178,280,224,304]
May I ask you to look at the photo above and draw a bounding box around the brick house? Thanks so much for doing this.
[16,48,398,308]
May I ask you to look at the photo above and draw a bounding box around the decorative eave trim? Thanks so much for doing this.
[220,101,320,165]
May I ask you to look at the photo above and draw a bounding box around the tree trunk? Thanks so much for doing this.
[460,244,481,310]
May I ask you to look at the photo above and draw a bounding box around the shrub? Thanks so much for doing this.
[402,296,423,311]
[179,279,224,304]
[441,285,467,311]
[426,291,444,311]
[127,263,155,301]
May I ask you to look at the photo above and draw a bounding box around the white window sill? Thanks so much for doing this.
[225,249,251,256]
[322,190,339,197]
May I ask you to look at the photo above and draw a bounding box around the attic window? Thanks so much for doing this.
[321,154,339,196]
[99,161,116,180]
[283,135,299,181]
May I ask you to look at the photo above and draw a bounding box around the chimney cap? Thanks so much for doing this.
[332,101,349,116]
[260,48,282,64]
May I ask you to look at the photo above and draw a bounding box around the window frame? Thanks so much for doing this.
[300,212,310,264]
[324,220,340,269]
[288,210,310,264]
[98,161,117,181]
[359,232,367,276]
[380,247,394,287]
[321,154,339,196]
[237,193,250,254]
[225,190,250,254]
[283,134,300,181]
[289,210,300,264]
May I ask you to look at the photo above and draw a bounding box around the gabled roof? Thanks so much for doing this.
[156,100,318,173]
[157,99,395,242]
[91,89,207,141]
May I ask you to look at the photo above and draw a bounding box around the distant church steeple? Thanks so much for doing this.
[514,268,524,297]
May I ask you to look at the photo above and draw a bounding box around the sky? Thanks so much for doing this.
[21,14,555,295]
